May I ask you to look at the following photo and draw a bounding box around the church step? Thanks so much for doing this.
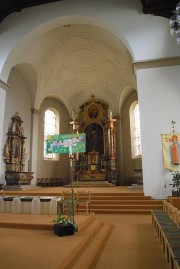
[58,218,105,269]
[65,181,115,188]
[91,196,152,200]
[91,209,152,214]
[91,200,163,205]
[91,192,145,196]
[91,204,162,210]
[71,224,113,269]
[89,192,163,214]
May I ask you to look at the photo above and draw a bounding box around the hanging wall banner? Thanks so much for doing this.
[46,133,86,154]
[161,133,180,172]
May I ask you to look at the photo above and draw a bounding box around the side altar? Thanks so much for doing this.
[70,95,117,184]
[3,113,33,189]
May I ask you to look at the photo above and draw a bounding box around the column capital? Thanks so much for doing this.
[31,108,39,115]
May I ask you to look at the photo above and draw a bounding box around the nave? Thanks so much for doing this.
[0,213,169,269]
[0,186,171,269]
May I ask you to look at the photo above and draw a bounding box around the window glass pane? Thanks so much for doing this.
[134,104,142,157]
[44,109,57,159]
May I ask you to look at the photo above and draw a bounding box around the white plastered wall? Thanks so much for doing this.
[0,88,6,184]
[37,98,71,184]
[0,0,179,82]
[0,68,32,184]
[137,65,180,199]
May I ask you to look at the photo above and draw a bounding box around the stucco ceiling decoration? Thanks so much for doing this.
[38,28,135,110]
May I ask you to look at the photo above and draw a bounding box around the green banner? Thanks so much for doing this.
[46,133,86,154]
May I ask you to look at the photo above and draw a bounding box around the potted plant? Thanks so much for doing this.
[170,171,180,197]
[52,213,75,237]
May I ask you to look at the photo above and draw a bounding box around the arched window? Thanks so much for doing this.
[44,108,59,160]
[130,102,142,158]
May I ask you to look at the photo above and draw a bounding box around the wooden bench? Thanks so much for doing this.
[151,201,180,269]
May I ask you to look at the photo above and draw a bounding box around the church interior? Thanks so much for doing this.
[0,0,180,268]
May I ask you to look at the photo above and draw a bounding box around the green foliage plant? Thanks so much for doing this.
[52,213,69,224]
[170,171,180,193]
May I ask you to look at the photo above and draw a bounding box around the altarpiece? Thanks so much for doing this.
[3,113,33,186]
[70,95,117,184]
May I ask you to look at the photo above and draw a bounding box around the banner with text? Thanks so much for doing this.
[46,133,86,154]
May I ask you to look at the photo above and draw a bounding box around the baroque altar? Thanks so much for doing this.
[70,95,117,184]
[3,113,33,187]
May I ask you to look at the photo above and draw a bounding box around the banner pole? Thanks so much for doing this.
[69,152,78,231]
[69,153,74,223]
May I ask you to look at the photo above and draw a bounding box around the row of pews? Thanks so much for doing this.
[152,200,180,269]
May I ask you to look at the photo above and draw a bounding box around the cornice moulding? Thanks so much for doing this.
[0,79,11,91]
[133,57,180,71]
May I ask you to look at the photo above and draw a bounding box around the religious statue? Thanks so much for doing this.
[72,109,79,121]
[107,106,113,119]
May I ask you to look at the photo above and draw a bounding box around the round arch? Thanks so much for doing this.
[117,85,137,115]
[37,92,72,117]
[0,15,133,83]
[10,63,38,107]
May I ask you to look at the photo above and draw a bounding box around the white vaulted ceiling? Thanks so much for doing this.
[15,24,136,114]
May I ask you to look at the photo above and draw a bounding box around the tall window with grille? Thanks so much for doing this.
[130,102,142,158]
[44,109,59,160]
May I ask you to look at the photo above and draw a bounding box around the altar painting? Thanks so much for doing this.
[85,123,104,155]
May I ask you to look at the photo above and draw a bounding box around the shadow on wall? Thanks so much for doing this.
[0,174,6,185]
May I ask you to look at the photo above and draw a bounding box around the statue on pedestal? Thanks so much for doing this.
[107,106,113,119]
[72,109,79,121]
